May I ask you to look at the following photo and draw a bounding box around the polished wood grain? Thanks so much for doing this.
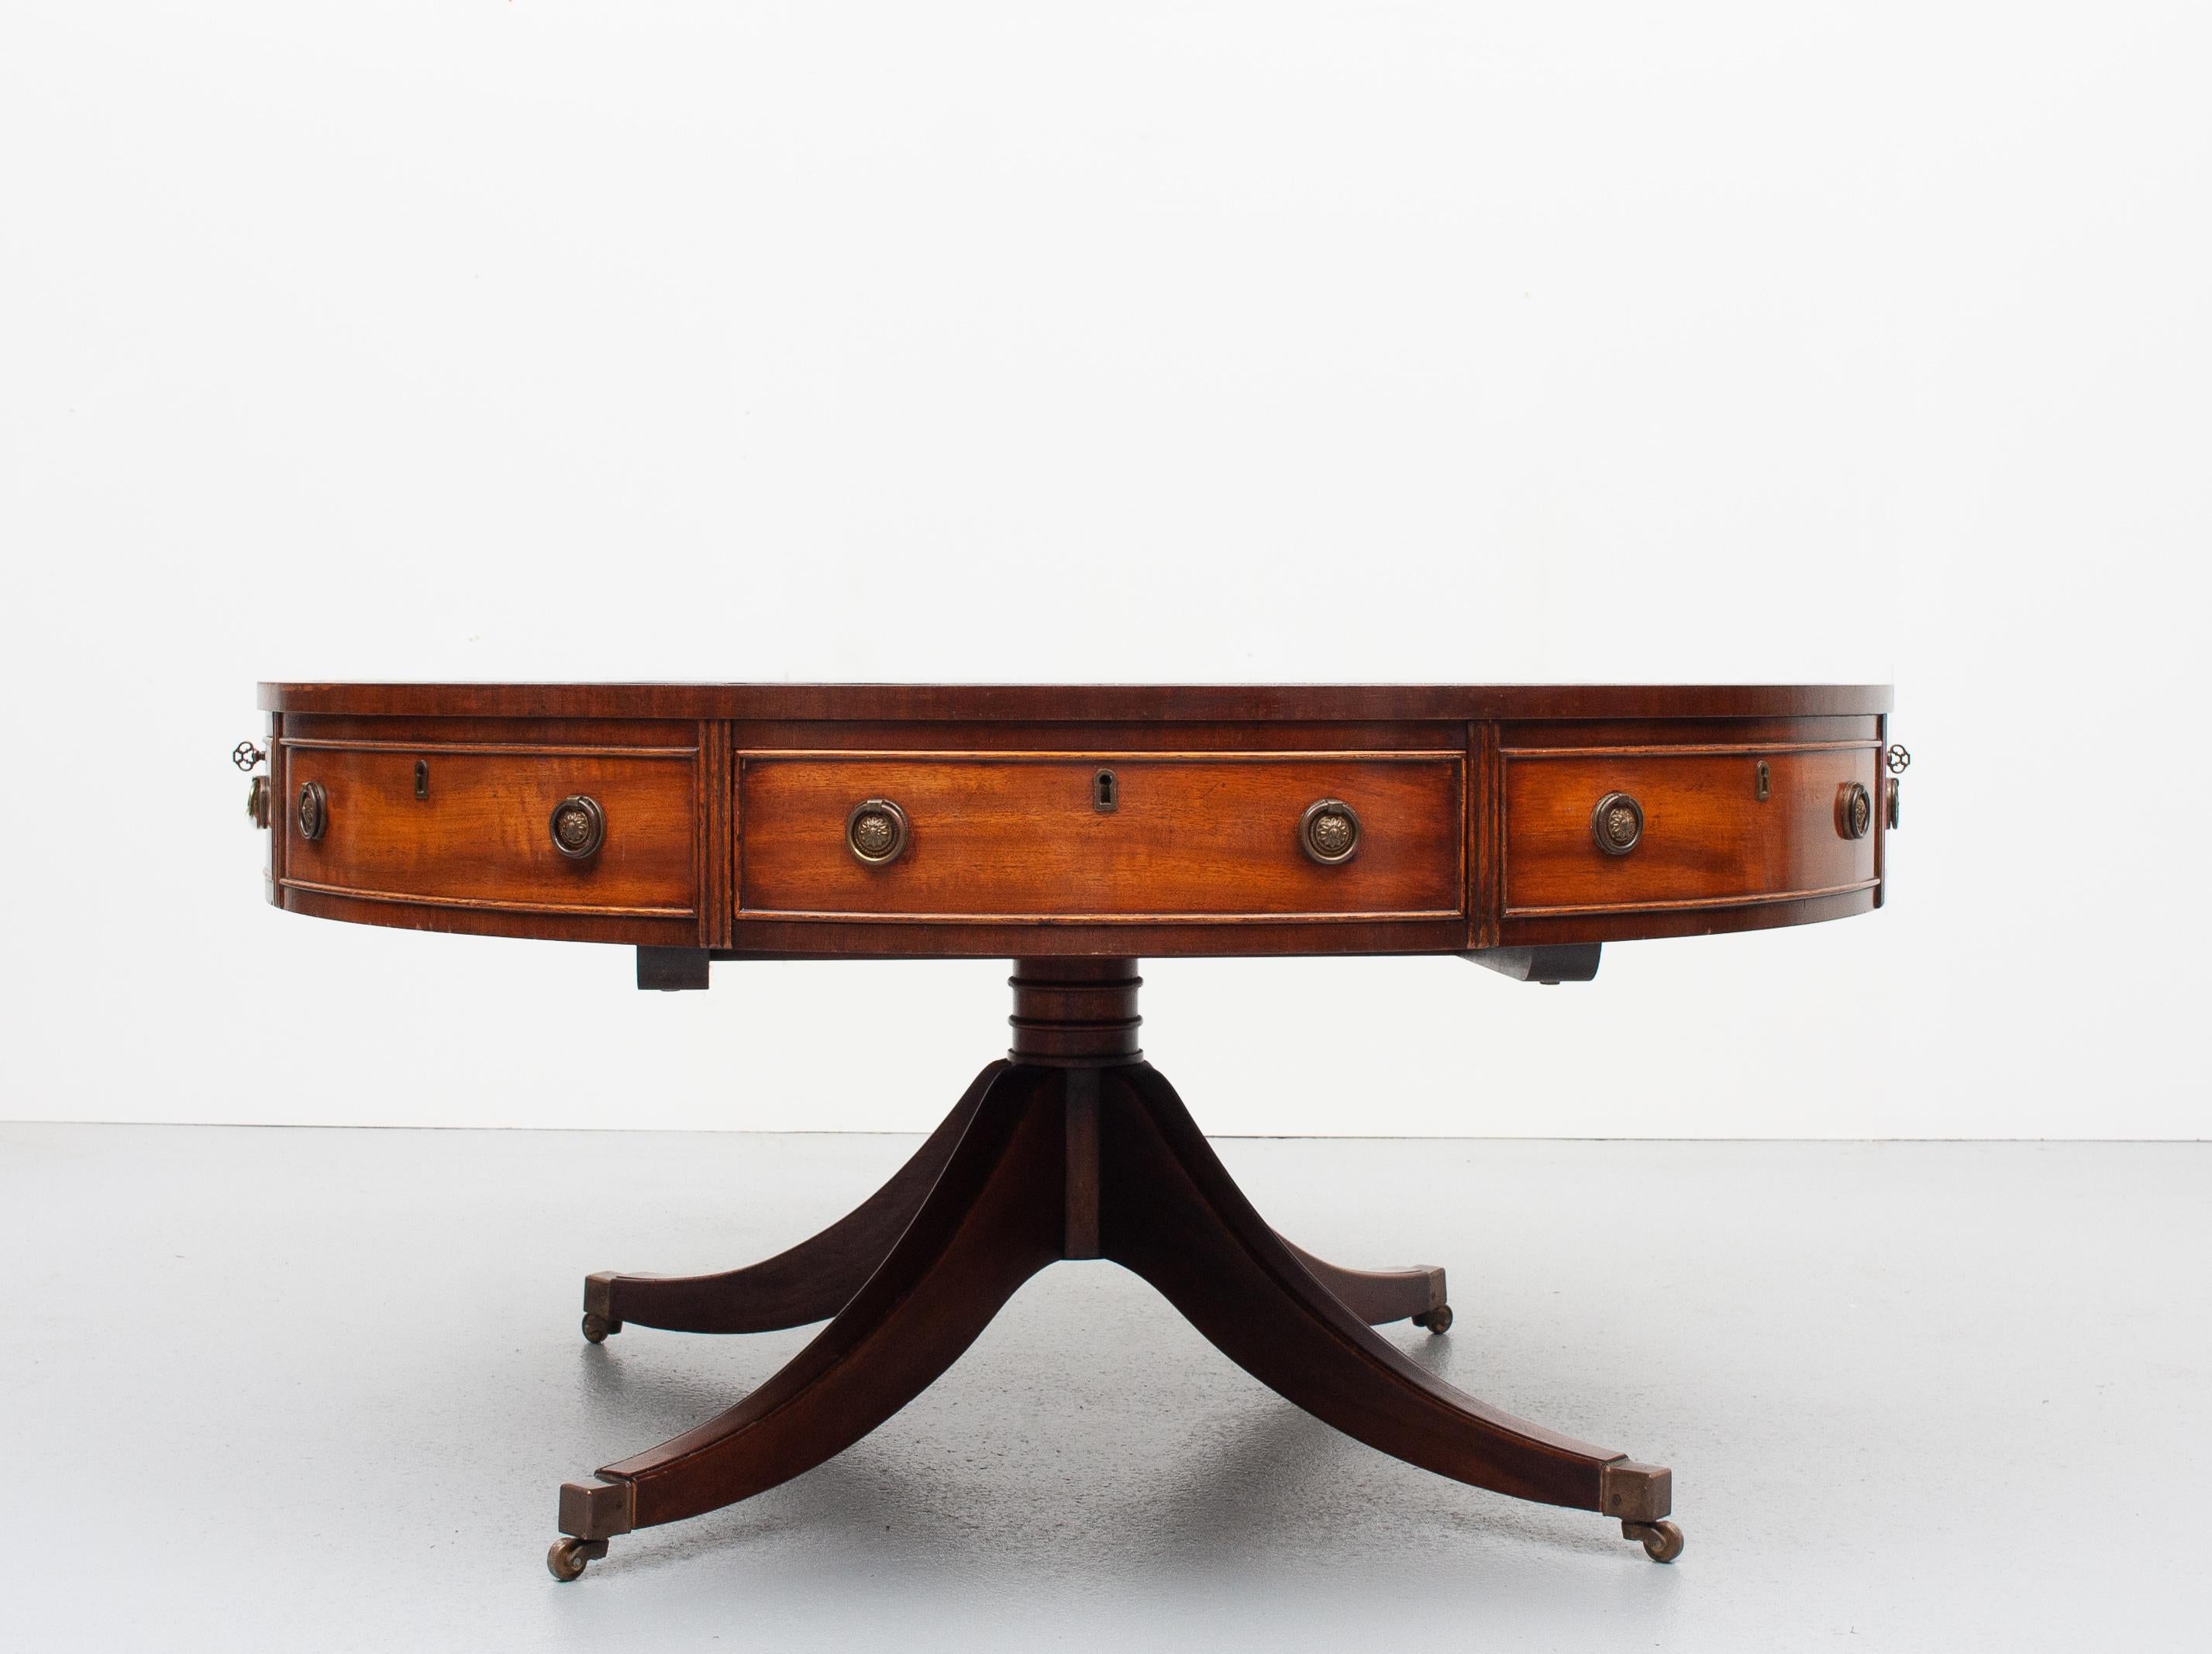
[701,719,734,949]
[264,711,285,905]
[278,739,698,919]
[1873,712,1890,911]
[1471,718,1501,949]
[1498,884,1879,949]
[283,712,701,749]
[279,883,706,948]
[252,686,1894,954]
[737,752,1464,922]
[589,1060,1070,1535]
[243,687,1891,1577]
[588,1063,1005,1335]
[1495,713,1881,749]
[1278,1238,1447,1325]
[732,718,1466,753]
[1501,743,1880,918]
[555,963,1669,1561]
[586,1060,1447,1336]
[262,682,1891,722]
[1100,1060,1628,1512]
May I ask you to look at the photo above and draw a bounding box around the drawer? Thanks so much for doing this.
[1502,745,1879,917]
[280,740,698,918]
[736,753,1464,920]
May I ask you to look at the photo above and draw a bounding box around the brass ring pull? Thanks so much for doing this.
[1592,792,1643,856]
[1835,781,1873,840]
[295,780,328,842]
[550,795,606,860]
[846,798,909,865]
[1300,799,1361,864]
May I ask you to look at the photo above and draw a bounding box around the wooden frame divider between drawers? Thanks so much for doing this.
[264,710,285,907]
[1872,712,1889,911]
[707,719,735,948]
[1470,720,1501,950]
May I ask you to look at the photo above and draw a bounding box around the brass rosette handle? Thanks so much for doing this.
[550,795,607,860]
[1591,791,1643,856]
[1835,781,1873,841]
[1300,799,1361,865]
[846,798,910,865]
[296,780,328,842]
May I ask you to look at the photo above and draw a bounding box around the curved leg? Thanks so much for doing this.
[556,1063,1068,1555]
[584,1061,1007,1337]
[1277,1237,1449,1331]
[1097,1062,1671,1526]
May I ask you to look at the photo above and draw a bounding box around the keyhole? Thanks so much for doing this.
[415,759,429,801]
[1755,760,1769,801]
[1093,770,1118,812]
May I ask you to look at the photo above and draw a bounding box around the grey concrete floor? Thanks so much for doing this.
[3,1120,2203,1652]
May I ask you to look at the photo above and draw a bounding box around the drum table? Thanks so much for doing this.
[242,682,1903,1579]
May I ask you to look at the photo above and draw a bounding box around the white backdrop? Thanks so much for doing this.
[3,3,2204,1137]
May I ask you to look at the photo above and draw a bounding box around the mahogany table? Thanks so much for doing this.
[242,682,1902,1579]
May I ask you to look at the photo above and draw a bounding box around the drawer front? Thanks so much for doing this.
[1503,745,1879,916]
[737,753,1463,920]
[281,742,698,918]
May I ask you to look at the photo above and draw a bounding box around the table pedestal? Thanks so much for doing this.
[548,959,1681,1579]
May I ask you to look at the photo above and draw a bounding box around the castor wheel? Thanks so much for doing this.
[546,1537,609,1581]
[1622,1518,1685,1563]
[1412,1304,1454,1335]
[581,1312,622,1344]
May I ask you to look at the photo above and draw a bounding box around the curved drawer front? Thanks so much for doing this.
[281,742,698,918]
[737,753,1463,921]
[1503,744,1879,917]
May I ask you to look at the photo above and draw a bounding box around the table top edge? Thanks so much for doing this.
[257,682,1896,720]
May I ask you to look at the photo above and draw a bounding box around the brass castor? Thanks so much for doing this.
[1412,1304,1454,1335]
[1622,1518,1685,1563]
[581,1312,621,1344]
[546,1537,609,1581]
